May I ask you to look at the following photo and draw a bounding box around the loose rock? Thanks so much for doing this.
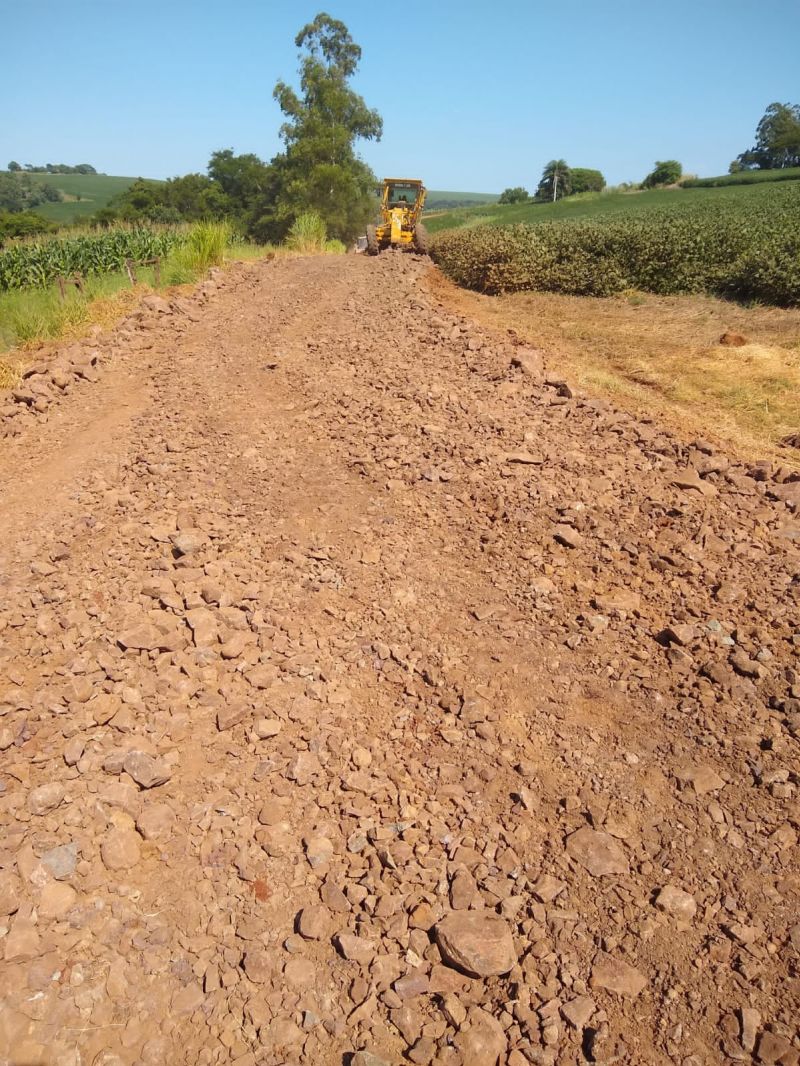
[123,750,171,789]
[27,783,65,816]
[100,828,142,871]
[0,871,21,915]
[38,882,77,919]
[453,1007,507,1066]
[435,911,516,977]
[591,952,647,998]
[655,884,697,922]
[566,826,628,877]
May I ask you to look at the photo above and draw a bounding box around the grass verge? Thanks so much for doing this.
[0,218,335,375]
[0,222,271,357]
[427,267,800,463]
[0,267,159,351]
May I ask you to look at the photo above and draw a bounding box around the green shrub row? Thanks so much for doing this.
[430,183,800,306]
[0,226,183,291]
[682,168,800,188]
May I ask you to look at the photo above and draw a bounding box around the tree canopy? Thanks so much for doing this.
[642,160,682,188]
[104,171,232,225]
[535,160,572,202]
[24,15,384,244]
[0,210,57,245]
[6,162,97,174]
[570,168,606,194]
[207,150,272,209]
[733,102,800,170]
[105,15,384,244]
[0,171,62,213]
[498,187,529,204]
[259,13,383,242]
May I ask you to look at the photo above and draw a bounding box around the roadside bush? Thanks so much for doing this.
[725,249,800,307]
[430,182,800,306]
[0,211,57,245]
[445,225,627,297]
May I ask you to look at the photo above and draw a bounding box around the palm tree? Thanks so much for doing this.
[537,160,572,202]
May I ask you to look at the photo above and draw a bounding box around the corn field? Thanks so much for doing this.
[0,227,183,291]
[431,182,800,306]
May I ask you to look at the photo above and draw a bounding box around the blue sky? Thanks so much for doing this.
[4,0,799,190]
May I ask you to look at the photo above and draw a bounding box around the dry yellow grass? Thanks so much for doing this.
[14,285,160,354]
[0,356,22,390]
[428,269,800,464]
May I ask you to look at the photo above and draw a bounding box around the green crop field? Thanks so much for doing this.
[0,225,182,291]
[20,173,147,222]
[682,166,800,188]
[430,180,800,306]
[425,181,800,234]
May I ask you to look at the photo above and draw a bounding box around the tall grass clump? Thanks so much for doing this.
[163,221,231,284]
[284,212,346,254]
[431,182,800,307]
[286,212,328,253]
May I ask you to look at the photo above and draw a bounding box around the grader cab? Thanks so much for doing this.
[366,178,429,255]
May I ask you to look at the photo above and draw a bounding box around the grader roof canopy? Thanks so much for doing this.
[383,179,425,207]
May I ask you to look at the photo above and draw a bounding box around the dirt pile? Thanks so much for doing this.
[0,252,798,1065]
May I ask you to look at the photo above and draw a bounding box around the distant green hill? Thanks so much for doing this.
[6,171,497,223]
[51,183,498,220]
[425,190,498,211]
[21,173,146,222]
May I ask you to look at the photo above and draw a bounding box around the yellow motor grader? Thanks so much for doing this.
[366,178,428,255]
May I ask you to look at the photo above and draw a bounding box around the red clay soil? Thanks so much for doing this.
[0,253,798,1066]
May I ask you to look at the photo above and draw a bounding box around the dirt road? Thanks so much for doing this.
[0,253,798,1066]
